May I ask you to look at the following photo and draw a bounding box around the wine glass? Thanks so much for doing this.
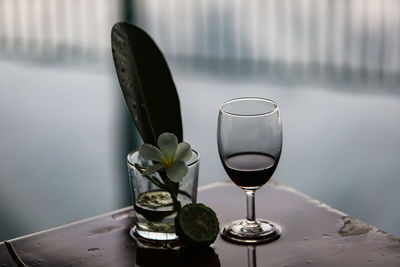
[217,97,282,244]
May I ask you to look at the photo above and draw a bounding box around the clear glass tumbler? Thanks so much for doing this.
[127,149,200,246]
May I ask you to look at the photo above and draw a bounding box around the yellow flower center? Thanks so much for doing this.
[164,157,173,168]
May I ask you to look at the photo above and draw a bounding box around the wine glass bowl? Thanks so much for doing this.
[218,97,282,244]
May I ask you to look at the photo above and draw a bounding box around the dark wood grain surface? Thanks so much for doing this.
[1,182,399,266]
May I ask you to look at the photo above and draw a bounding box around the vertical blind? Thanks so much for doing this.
[1,0,399,81]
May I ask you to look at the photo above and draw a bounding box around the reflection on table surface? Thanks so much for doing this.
[2,182,400,266]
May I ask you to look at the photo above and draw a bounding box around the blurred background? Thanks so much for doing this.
[1,0,399,240]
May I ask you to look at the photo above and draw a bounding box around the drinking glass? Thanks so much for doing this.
[127,149,200,246]
[218,97,282,244]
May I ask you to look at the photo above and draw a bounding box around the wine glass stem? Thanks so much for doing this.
[246,190,256,224]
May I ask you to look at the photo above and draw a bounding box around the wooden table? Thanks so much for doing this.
[1,182,400,266]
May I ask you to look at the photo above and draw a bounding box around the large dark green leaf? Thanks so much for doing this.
[111,22,183,146]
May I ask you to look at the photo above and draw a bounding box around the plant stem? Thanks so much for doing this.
[169,185,181,212]
[161,174,181,212]
[133,164,169,190]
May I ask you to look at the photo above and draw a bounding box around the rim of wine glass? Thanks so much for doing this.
[127,148,200,167]
[219,97,279,117]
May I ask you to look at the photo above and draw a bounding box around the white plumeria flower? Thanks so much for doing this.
[138,132,192,182]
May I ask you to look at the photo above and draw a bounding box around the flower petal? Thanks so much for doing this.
[139,144,165,162]
[144,164,164,175]
[166,160,188,182]
[158,132,178,159]
[174,142,192,162]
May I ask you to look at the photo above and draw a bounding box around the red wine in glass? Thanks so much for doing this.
[223,152,278,190]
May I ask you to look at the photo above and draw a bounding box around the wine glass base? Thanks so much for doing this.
[220,219,281,245]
